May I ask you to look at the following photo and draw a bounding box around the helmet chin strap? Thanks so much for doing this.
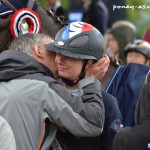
[62,60,88,86]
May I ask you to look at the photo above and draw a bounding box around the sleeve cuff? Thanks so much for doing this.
[78,77,101,90]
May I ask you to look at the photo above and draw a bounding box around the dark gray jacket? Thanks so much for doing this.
[0,50,104,150]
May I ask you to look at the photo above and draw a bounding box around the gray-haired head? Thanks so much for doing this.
[8,33,52,54]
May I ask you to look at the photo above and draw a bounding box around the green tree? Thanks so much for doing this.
[37,0,46,8]
[37,0,70,9]
[126,0,150,37]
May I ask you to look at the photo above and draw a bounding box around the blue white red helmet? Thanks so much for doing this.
[45,21,104,60]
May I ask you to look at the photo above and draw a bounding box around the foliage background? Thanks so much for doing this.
[37,0,70,8]
[125,0,150,38]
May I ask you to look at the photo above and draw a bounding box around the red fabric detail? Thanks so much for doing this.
[143,29,150,43]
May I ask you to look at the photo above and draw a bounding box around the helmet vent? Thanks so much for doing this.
[69,35,89,48]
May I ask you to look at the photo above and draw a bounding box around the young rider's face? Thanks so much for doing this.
[55,54,84,80]
[126,51,148,65]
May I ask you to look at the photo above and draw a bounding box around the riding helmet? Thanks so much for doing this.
[124,39,150,59]
[45,21,104,60]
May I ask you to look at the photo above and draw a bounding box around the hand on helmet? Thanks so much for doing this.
[85,54,110,80]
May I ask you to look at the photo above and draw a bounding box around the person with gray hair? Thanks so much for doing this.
[0,32,109,149]
[9,33,49,54]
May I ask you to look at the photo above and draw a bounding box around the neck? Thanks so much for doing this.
[100,63,116,91]
[57,78,78,90]
[66,84,77,90]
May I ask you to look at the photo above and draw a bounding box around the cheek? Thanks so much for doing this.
[137,57,146,64]
[60,64,83,80]
[47,55,54,63]
[71,63,84,79]
[112,42,119,52]
[72,65,82,75]
[126,57,132,63]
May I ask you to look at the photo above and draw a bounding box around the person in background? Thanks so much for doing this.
[0,32,107,149]
[104,29,119,62]
[101,47,150,127]
[104,20,136,63]
[44,0,68,21]
[112,71,150,150]
[76,0,109,35]
[124,39,150,66]
[103,0,126,28]
[45,21,122,150]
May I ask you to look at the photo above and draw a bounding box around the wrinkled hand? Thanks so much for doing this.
[85,54,110,80]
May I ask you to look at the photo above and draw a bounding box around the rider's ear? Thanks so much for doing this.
[85,60,94,69]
